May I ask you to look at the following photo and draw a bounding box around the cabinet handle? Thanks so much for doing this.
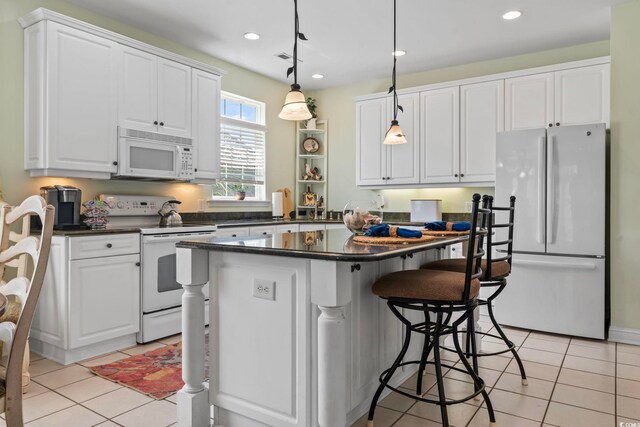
[454,173,459,177]
[231,234,237,237]
[556,122,560,126]
[154,121,158,125]
[262,232,268,235]
[194,168,198,172]
[112,161,118,166]
[548,123,553,127]
[460,173,465,177]
[160,122,164,126]
[135,262,141,267]
[106,243,113,248]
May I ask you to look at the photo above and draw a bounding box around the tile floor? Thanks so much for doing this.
[4,317,640,427]
[351,316,640,427]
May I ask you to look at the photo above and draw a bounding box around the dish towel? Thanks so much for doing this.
[364,224,423,238]
[424,221,471,231]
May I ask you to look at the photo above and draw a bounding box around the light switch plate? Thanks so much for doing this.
[253,279,276,301]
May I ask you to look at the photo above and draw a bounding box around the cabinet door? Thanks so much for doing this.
[192,69,221,182]
[119,46,158,132]
[386,93,420,185]
[69,254,140,349]
[554,64,610,127]
[505,73,554,131]
[46,22,118,173]
[460,80,504,183]
[157,58,192,137]
[249,225,276,236]
[420,87,460,184]
[356,99,386,186]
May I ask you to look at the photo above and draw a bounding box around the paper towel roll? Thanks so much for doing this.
[272,192,284,218]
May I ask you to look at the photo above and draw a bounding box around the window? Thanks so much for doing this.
[213,92,266,200]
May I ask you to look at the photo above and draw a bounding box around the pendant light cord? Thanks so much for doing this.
[293,0,299,85]
[391,0,399,121]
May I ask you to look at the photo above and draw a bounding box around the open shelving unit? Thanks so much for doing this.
[295,120,328,219]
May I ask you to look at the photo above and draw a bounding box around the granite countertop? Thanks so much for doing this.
[176,229,465,262]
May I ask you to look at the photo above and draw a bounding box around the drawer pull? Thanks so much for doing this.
[106,243,113,248]
[135,262,141,267]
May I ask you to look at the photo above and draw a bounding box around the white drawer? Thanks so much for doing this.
[69,233,140,260]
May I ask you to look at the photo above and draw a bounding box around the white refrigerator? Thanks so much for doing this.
[494,123,606,339]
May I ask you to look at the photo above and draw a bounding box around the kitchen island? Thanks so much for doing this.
[176,229,466,427]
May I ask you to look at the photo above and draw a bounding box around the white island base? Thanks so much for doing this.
[176,236,465,427]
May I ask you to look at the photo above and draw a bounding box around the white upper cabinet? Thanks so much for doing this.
[119,46,192,137]
[554,64,610,127]
[191,68,221,183]
[119,47,158,133]
[356,95,419,186]
[505,72,555,131]
[356,98,386,186]
[386,93,420,185]
[506,64,610,130]
[460,80,504,183]
[420,87,460,184]
[24,21,118,178]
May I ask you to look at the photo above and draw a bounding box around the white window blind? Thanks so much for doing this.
[219,120,266,185]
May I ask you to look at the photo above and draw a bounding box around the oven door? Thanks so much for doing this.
[118,138,180,179]
[141,232,215,313]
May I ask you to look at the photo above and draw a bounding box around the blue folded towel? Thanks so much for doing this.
[424,221,471,231]
[364,224,422,238]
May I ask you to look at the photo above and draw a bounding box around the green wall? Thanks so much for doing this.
[310,40,610,213]
[0,0,294,212]
[610,0,640,334]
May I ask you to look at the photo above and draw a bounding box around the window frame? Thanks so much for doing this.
[213,91,267,201]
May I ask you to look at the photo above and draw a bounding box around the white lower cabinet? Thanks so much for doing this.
[276,224,300,233]
[69,254,140,349]
[31,233,141,364]
[298,223,325,232]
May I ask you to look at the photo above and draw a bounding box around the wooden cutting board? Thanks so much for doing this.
[278,188,294,220]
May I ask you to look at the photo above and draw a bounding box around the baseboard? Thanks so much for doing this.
[608,326,640,345]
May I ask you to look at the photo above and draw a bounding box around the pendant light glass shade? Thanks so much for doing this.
[383,120,407,145]
[279,84,312,120]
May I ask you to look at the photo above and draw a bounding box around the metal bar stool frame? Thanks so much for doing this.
[366,194,497,427]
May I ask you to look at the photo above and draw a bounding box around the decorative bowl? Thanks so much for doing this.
[343,200,383,234]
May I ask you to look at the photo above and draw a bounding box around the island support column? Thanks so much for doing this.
[311,260,353,427]
[176,248,210,427]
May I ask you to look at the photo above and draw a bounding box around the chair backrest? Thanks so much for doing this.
[462,193,491,302]
[0,196,54,423]
[482,195,516,280]
[0,200,31,282]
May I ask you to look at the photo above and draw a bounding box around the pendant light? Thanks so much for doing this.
[383,0,407,145]
[279,0,312,121]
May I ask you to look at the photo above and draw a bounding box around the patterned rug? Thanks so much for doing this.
[90,337,209,399]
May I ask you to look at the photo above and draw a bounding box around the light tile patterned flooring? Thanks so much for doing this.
[4,317,640,427]
[351,315,640,427]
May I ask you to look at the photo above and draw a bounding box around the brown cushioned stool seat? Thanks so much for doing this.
[421,258,511,280]
[372,269,480,302]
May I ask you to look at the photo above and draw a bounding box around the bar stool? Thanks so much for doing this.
[421,195,527,385]
[366,194,496,427]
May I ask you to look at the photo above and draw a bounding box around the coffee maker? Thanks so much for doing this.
[40,185,82,229]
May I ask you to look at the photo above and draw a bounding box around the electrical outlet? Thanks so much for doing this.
[464,201,473,213]
[253,279,276,301]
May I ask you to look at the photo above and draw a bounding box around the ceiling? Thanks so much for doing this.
[64,0,621,90]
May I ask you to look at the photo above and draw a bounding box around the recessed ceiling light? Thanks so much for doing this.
[392,50,406,57]
[244,32,260,40]
[502,10,522,20]
[311,74,324,79]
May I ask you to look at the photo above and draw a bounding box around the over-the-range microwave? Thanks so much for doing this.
[115,127,195,181]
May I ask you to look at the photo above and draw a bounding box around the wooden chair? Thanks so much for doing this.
[0,196,54,426]
[0,199,32,394]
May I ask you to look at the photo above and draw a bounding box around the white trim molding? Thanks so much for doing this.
[608,326,640,346]
[19,8,225,77]
[206,199,271,208]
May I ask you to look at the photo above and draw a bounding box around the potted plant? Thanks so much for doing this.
[232,185,246,200]
[305,97,318,129]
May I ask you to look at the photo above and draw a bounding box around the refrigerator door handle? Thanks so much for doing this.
[547,135,556,244]
[513,258,597,270]
[538,136,546,245]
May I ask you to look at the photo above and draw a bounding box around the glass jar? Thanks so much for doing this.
[343,200,383,234]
